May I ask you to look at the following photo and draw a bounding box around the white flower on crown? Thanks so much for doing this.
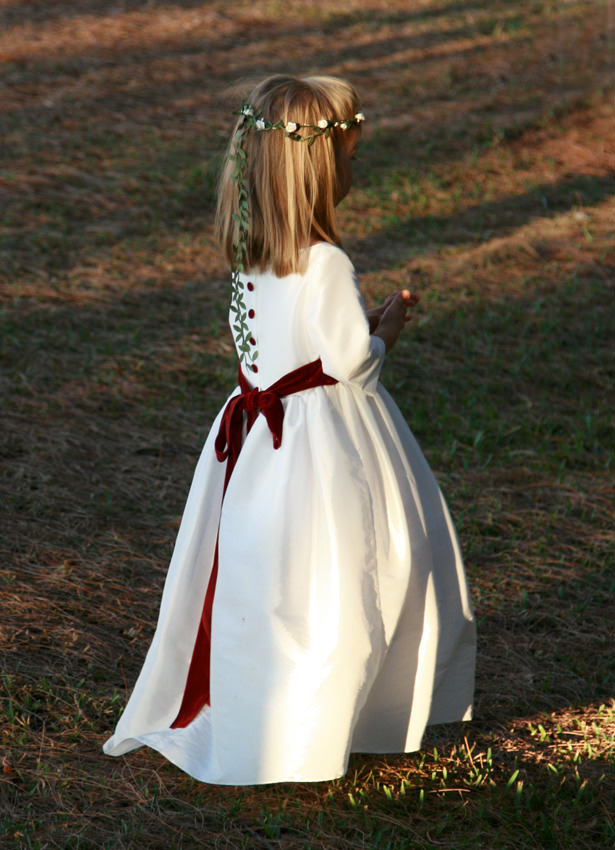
[241,105,254,117]
[255,118,266,130]
[317,119,329,129]
[354,112,365,122]
[285,121,298,133]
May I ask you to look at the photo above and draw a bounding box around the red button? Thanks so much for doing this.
[252,364,258,373]
[250,337,256,345]
[247,282,254,291]
[248,309,255,318]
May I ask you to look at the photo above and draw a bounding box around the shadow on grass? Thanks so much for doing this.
[2,259,612,705]
[1,1,610,282]
[348,171,615,271]
[1,162,612,308]
[1,0,496,27]
[1,267,612,849]
[0,5,521,93]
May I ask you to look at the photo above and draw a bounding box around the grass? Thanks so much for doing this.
[1,0,614,848]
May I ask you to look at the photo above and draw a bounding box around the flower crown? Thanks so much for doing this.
[238,103,365,145]
[227,103,365,373]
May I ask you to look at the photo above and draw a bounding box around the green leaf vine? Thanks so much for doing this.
[229,130,258,371]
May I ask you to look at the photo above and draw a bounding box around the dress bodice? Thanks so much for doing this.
[229,242,385,393]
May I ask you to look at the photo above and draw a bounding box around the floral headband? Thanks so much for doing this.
[227,104,365,373]
[238,103,365,145]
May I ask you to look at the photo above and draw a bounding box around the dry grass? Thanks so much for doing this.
[1,1,614,848]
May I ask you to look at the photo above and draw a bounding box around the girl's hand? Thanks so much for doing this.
[367,293,397,333]
[372,289,419,352]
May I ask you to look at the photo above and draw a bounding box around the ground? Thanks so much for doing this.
[0,1,614,848]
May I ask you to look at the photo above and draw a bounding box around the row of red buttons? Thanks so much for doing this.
[247,282,257,372]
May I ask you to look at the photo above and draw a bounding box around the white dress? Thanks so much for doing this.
[102,242,476,785]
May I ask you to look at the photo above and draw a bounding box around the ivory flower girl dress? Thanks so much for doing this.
[103,242,476,785]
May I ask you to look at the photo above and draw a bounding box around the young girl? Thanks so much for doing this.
[103,74,476,785]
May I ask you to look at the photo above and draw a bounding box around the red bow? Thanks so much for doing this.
[214,358,337,491]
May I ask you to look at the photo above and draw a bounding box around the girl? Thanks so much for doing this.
[103,74,476,785]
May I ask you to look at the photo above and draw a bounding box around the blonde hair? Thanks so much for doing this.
[215,74,361,278]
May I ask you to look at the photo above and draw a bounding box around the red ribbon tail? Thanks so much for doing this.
[170,539,219,728]
[260,393,285,450]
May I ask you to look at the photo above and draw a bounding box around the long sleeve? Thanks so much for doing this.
[304,245,386,394]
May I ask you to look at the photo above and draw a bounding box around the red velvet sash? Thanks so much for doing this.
[170,358,337,728]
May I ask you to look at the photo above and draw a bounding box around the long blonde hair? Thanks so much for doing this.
[215,74,361,278]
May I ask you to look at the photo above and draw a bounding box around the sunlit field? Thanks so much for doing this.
[1,1,614,848]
